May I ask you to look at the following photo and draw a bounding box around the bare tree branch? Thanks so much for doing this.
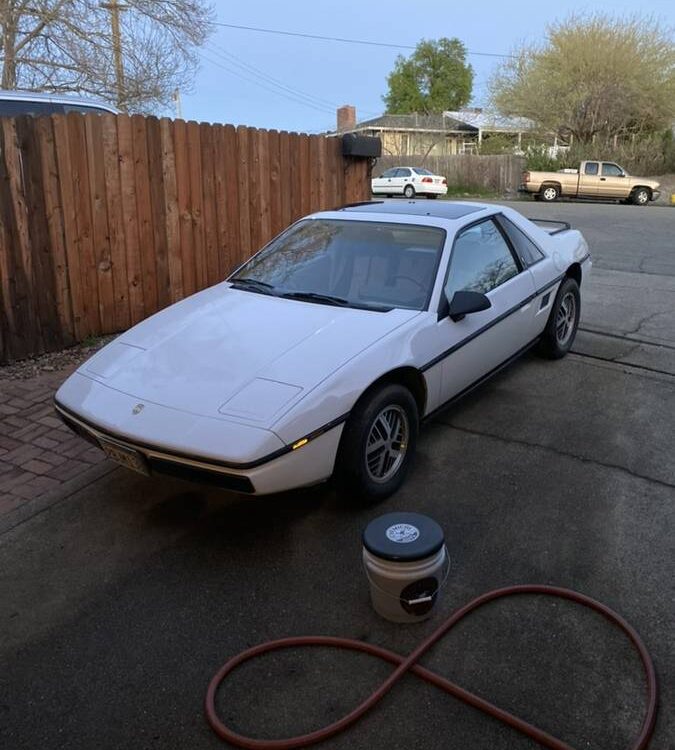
[0,0,214,112]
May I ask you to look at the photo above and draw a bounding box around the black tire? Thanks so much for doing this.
[403,184,416,199]
[539,184,560,202]
[632,187,650,206]
[335,383,419,502]
[538,277,580,359]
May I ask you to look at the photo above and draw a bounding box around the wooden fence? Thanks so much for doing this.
[0,114,370,363]
[376,154,526,194]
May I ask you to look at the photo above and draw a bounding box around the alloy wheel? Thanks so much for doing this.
[365,405,409,483]
[555,292,577,346]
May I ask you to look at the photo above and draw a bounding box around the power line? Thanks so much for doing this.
[213,21,517,59]
[205,45,338,110]
[200,52,338,117]
[204,43,381,117]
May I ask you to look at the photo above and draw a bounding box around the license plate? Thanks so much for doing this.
[99,438,149,475]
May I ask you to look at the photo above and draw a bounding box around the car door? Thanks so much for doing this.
[430,218,537,406]
[372,168,397,195]
[393,168,411,194]
[599,162,627,199]
[577,161,600,197]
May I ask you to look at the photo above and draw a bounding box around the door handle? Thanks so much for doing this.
[600,177,606,181]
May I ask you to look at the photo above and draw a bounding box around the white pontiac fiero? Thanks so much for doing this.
[55,201,591,500]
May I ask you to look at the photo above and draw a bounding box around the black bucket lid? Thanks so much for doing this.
[362,512,444,562]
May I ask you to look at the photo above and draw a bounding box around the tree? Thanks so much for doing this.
[490,14,675,143]
[384,38,473,114]
[0,0,214,113]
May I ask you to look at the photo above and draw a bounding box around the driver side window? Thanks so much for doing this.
[444,219,520,301]
[601,163,623,177]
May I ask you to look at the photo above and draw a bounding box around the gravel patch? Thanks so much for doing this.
[0,336,116,381]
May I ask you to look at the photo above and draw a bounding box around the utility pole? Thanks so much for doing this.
[100,1,128,110]
[173,88,183,120]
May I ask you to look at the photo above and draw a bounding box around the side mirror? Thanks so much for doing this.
[448,290,491,322]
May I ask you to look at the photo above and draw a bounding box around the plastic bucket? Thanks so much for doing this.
[362,513,448,623]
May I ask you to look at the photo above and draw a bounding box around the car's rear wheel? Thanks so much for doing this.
[538,277,580,359]
[427,194,438,199]
[335,384,418,502]
[540,184,560,202]
[403,184,416,199]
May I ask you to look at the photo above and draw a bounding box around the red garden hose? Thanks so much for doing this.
[205,585,658,750]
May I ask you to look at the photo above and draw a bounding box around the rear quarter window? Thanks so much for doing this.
[496,215,545,267]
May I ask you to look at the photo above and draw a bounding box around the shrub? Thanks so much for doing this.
[524,132,675,175]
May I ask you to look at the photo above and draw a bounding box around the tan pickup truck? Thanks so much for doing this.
[520,161,661,205]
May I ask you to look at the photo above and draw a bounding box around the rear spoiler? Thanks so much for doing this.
[528,218,571,235]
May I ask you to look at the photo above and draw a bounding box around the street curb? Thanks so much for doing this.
[0,462,118,538]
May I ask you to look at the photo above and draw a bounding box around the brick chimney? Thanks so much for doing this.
[337,105,356,132]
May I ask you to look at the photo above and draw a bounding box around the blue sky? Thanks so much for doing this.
[182,0,675,133]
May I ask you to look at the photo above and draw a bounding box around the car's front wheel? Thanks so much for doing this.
[538,277,580,359]
[335,384,418,501]
[632,187,650,206]
[403,184,416,199]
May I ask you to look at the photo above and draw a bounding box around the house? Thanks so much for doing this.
[335,105,534,156]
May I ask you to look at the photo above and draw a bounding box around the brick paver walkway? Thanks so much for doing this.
[0,365,107,527]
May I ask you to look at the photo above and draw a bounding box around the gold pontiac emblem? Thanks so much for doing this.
[132,403,144,415]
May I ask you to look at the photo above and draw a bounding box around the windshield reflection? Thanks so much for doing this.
[230,219,445,311]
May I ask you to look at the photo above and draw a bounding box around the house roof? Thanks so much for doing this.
[341,109,533,135]
[346,113,476,134]
[443,109,533,132]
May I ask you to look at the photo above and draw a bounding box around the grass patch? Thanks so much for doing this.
[441,185,501,200]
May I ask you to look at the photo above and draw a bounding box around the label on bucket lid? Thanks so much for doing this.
[363,512,444,562]
[385,523,419,544]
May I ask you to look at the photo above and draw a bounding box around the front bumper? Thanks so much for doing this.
[55,400,344,495]
[54,372,345,495]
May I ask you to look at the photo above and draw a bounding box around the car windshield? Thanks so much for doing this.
[412,167,434,176]
[230,219,446,311]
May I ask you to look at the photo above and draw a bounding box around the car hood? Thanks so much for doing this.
[80,284,419,426]
[630,176,660,189]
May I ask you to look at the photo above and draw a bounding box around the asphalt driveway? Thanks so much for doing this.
[1,201,674,750]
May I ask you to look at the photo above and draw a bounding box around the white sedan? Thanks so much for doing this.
[372,167,448,198]
[55,201,590,501]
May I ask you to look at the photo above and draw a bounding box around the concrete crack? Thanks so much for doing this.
[569,350,675,379]
[624,309,669,336]
[577,326,675,353]
[433,421,675,491]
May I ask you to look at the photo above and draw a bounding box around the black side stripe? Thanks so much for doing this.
[421,273,571,373]
[423,336,540,422]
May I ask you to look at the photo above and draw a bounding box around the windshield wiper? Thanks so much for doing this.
[230,277,276,294]
[281,291,392,312]
[281,291,349,306]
